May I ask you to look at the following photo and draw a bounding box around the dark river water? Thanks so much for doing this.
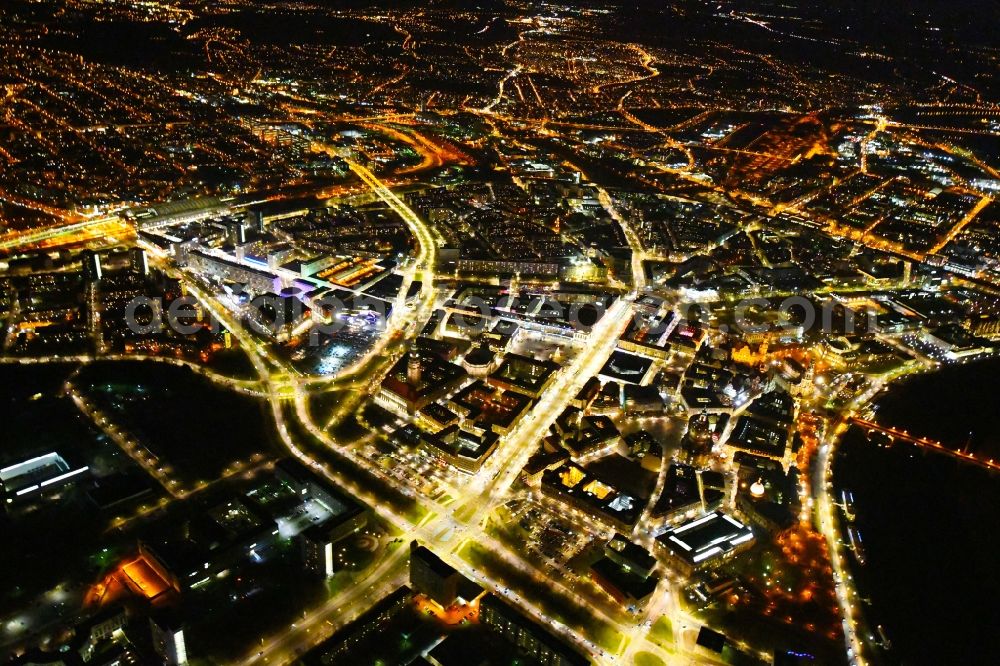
[833,357,1000,665]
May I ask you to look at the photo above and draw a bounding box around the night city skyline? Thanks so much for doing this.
[2,2,1000,665]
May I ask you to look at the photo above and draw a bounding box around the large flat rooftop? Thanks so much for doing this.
[1,452,88,499]
[657,511,755,567]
